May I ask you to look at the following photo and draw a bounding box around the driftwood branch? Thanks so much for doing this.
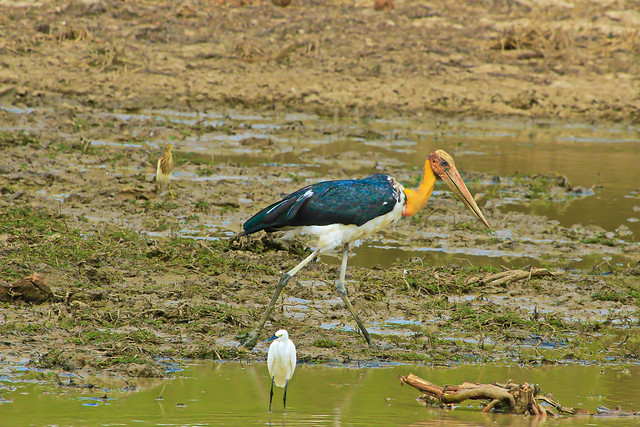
[399,374,517,412]
[398,373,601,416]
[465,268,557,287]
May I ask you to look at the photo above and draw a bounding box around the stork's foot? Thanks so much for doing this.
[360,331,375,348]
[238,333,259,351]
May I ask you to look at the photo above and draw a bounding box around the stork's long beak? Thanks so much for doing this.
[440,167,490,229]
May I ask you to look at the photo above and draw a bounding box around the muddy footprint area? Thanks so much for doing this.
[1,106,639,384]
[0,0,639,384]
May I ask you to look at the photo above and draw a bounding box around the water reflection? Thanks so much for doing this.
[2,362,639,425]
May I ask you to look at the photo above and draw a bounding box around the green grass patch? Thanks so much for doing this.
[0,130,41,148]
[312,339,340,348]
[0,207,149,278]
[581,232,616,247]
[592,287,640,303]
[71,328,159,345]
[196,168,215,176]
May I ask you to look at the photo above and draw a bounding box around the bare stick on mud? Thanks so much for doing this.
[465,268,557,287]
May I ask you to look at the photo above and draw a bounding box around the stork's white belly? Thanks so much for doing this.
[288,200,404,253]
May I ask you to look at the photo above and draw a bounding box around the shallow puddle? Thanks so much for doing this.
[3,106,639,270]
[96,109,640,235]
[102,110,640,269]
[1,361,639,425]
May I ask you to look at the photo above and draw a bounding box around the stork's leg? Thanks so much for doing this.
[335,244,374,347]
[240,250,320,350]
[269,377,274,413]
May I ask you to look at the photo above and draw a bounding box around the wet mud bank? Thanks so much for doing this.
[1,106,639,385]
[0,0,639,386]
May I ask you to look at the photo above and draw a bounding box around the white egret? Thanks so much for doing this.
[267,329,296,412]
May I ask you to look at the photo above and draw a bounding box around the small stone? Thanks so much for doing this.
[473,193,487,208]
[615,225,633,238]
[509,90,538,110]
[374,0,394,11]
[0,273,52,303]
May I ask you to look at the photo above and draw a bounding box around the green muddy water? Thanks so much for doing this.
[172,111,640,268]
[1,362,639,426]
[188,113,640,235]
[3,106,639,269]
[83,109,640,240]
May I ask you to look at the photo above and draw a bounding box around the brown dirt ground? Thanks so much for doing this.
[1,0,639,122]
[0,0,639,384]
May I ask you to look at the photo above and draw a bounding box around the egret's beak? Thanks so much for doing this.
[266,335,278,343]
[439,166,490,229]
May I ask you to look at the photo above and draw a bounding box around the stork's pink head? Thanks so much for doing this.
[428,150,489,229]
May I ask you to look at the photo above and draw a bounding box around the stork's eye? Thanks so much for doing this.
[441,160,448,167]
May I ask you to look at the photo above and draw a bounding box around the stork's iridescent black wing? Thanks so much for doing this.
[241,174,403,235]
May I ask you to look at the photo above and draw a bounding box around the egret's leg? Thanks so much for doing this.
[240,250,320,350]
[283,379,288,412]
[168,183,174,199]
[335,244,374,347]
[269,376,274,412]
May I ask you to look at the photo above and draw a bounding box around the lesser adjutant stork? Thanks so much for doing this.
[238,150,489,349]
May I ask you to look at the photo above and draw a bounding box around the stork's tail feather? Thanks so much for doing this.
[241,192,308,236]
[241,214,269,236]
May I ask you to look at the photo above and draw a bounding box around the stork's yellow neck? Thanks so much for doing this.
[402,161,436,217]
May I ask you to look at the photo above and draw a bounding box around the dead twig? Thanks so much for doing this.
[466,268,557,287]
